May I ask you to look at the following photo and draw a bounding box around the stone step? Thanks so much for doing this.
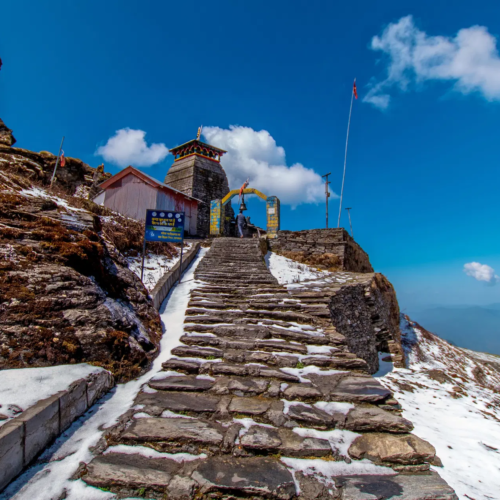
[149,375,215,392]
[185,309,314,324]
[179,334,309,354]
[78,238,456,499]
[82,452,456,499]
[239,425,332,458]
[194,277,278,285]
[120,417,226,450]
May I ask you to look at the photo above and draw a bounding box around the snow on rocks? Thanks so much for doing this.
[127,242,192,292]
[281,456,396,493]
[280,365,348,383]
[104,445,207,462]
[265,252,328,284]
[313,401,354,415]
[292,427,361,456]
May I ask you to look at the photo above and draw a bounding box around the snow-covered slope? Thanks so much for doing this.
[127,242,192,292]
[377,316,500,500]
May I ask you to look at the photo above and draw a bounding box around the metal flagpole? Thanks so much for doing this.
[337,81,355,228]
[345,207,353,237]
[50,136,65,190]
[322,173,331,228]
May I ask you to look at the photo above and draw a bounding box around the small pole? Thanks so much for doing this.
[322,173,331,229]
[345,207,353,237]
[50,136,65,190]
[140,236,147,282]
[178,238,184,284]
[338,80,356,228]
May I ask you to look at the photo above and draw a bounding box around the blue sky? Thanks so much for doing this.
[2,0,500,319]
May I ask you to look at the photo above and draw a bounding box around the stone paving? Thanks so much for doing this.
[81,238,457,499]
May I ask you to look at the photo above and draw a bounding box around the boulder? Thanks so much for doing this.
[344,405,413,433]
[348,432,436,465]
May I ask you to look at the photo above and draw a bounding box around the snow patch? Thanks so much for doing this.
[266,252,329,284]
[280,366,348,383]
[292,427,360,456]
[377,315,500,500]
[313,401,354,416]
[0,364,106,426]
[104,445,206,462]
[281,457,395,492]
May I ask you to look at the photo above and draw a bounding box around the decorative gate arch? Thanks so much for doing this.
[210,188,280,238]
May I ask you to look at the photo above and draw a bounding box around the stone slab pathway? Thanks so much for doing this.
[80,239,457,499]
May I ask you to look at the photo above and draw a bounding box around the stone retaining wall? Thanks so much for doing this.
[327,274,405,374]
[0,370,114,492]
[151,242,201,310]
[269,228,373,273]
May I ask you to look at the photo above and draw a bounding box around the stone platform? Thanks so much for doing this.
[80,238,457,499]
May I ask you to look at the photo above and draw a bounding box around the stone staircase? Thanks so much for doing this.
[81,238,457,499]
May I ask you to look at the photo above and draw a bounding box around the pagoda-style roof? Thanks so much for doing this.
[169,139,226,163]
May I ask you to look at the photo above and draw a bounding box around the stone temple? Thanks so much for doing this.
[164,138,232,237]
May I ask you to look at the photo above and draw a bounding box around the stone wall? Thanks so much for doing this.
[164,155,232,238]
[0,370,114,492]
[151,242,201,310]
[328,273,405,374]
[269,228,373,273]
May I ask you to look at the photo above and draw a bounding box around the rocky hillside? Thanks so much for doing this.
[0,120,178,381]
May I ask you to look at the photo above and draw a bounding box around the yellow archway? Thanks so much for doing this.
[210,189,280,238]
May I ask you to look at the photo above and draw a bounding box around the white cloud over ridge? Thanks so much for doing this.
[365,16,500,109]
[463,262,499,285]
[96,128,169,167]
[203,125,334,207]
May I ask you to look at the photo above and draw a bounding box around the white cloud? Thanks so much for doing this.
[96,128,169,167]
[365,15,500,109]
[463,262,499,284]
[202,125,334,207]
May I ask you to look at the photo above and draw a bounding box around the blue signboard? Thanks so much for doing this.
[145,210,184,243]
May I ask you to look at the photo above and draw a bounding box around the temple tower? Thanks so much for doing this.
[164,138,231,237]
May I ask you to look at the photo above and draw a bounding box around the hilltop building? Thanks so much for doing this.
[93,166,200,236]
[164,138,233,237]
[94,135,234,237]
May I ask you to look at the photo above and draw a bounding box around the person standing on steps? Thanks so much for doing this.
[236,209,246,238]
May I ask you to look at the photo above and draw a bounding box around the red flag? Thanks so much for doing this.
[60,150,66,167]
[239,178,249,202]
[353,80,358,99]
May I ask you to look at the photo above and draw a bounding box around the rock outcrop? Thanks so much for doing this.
[0,145,110,195]
[0,119,16,147]
[80,239,456,499]
[0,147,163,381]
